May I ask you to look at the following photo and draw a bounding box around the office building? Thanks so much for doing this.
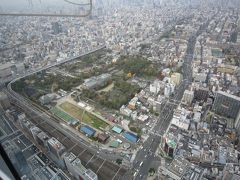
[171,73,183,86]
[36,131,50,148]
[234,110,240,131]
[212,91,240,120]
[52,22,62,34]
[47,137,66,159]
[63,152,77,173]
[0,63,13,79]
[150,80,162,94]
[162,133,178,158]
[30,126,42,142]
[3,141,30,177]
[63,153,98,180]
[164,156,191,180]
[0,92,11,110]
[182,90,194,105]
[164,83,175,97]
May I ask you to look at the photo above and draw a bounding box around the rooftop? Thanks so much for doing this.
[109,140,119,148]
[63,152,76,163]
[112,126,123,134]
[84,169,98,180]
[123,132,139,143]
[37,131,49,141]
[71,158,86,172]
[216,91,240,101]
[47,137,65,151]
[168,156,191,178]
[80,126,96,136]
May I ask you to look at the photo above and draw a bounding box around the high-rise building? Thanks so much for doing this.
[164,83,175,97]
[182,90,194,105]
[234,110,240,131]
[52,22,62,34]
[0,92,11,110]
[3,141,30,177]
[36,131,50,148]
[212,91,240,120]
[63,152,77,174]
[162,133,178,158]
[63,152,98,180]
[170,73,183,86]
[30,126,42,142]
[47,137,66,159]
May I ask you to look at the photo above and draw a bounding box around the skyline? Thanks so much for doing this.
[0,1,240,180]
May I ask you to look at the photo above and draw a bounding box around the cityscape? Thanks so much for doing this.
[0,0,240,180]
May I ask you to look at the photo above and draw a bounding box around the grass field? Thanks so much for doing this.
[50,107,75,123]
[59,101,109,130]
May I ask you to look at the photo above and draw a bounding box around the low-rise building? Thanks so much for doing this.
[120,105,132,117]
[128,97,138,110]
[123,132,139,143]
[82,73,111,90]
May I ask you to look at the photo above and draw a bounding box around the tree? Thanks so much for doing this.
[148,168,155,176]
[12,79,26,93]
[116,159,122,165]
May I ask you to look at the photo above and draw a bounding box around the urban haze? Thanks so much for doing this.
[0,0,240,180]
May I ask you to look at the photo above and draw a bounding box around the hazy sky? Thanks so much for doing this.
[0,0,91,8]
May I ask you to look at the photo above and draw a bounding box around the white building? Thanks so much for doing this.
[171,73,183,86]
[164,83,175,98]
[138,114,149,122]
[131,111,138,121]
[150,80,162,94]
[193,72,207,82]
[120,105,132,117]
[171,107,191,131]
[193,112,201,123]
[182,90,194,105]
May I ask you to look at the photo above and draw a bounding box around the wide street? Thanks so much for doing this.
[0,12,215,180]
[132,16,213,179]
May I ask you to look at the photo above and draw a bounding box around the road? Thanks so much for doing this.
[1,46,132,165]
[0,45,105,85]
[133,17,213,179]
[1,16,214,180]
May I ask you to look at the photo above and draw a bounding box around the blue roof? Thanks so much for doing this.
[123,132,139,143]
[112,126,123,134]
[80,126,96,136]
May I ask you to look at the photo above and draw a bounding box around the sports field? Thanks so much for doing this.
[50,107,75,123]
[59,101,109,130]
